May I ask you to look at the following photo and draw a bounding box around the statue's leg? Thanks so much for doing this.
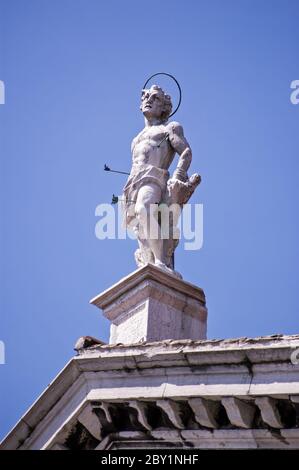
[133,225,154,266]
[135,183,165,265]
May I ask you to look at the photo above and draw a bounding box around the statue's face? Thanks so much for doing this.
[141,88,165,120]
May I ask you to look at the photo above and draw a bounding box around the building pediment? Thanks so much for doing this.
[1,335,299,450]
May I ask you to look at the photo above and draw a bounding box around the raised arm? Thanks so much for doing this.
[168,122,192,182]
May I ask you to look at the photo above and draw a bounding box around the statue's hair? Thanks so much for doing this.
[141,85,173,121]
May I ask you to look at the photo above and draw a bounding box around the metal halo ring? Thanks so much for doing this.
[142,72,182,118]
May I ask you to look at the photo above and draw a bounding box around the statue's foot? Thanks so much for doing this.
[154,260,182,279]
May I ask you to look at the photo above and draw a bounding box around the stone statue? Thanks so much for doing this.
[123,84,200,276]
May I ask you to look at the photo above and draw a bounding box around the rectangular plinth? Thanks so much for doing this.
[90,264,208,344]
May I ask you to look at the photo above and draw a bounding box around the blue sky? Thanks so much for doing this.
[0,0,298,440]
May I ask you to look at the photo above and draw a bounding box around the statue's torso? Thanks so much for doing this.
[131,123,175,171]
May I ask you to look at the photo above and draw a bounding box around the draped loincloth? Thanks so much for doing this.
[122,164,169,226]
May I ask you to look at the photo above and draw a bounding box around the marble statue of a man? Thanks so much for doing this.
[123,84,200,274]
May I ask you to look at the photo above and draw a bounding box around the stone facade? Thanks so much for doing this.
[1,334,299,450]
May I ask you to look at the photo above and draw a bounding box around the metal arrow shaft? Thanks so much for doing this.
[104,164,130,176]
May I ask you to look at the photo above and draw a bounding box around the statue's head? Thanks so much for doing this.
[140,85,172,122]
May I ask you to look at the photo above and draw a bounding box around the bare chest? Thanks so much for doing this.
[132,126,169,151]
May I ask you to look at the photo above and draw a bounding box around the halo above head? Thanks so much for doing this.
[142,72,182,118]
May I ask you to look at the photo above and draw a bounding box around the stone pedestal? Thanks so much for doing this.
[90,263,207,344]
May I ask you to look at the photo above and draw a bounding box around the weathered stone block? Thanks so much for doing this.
[90,264,207,344]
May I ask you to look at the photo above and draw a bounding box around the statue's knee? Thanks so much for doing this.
[135,203,147,221]
[136,198,157,222]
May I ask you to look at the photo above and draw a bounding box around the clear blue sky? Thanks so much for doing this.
[0,0,298,440]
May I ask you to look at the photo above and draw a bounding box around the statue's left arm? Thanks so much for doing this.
[168,122,192,182]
